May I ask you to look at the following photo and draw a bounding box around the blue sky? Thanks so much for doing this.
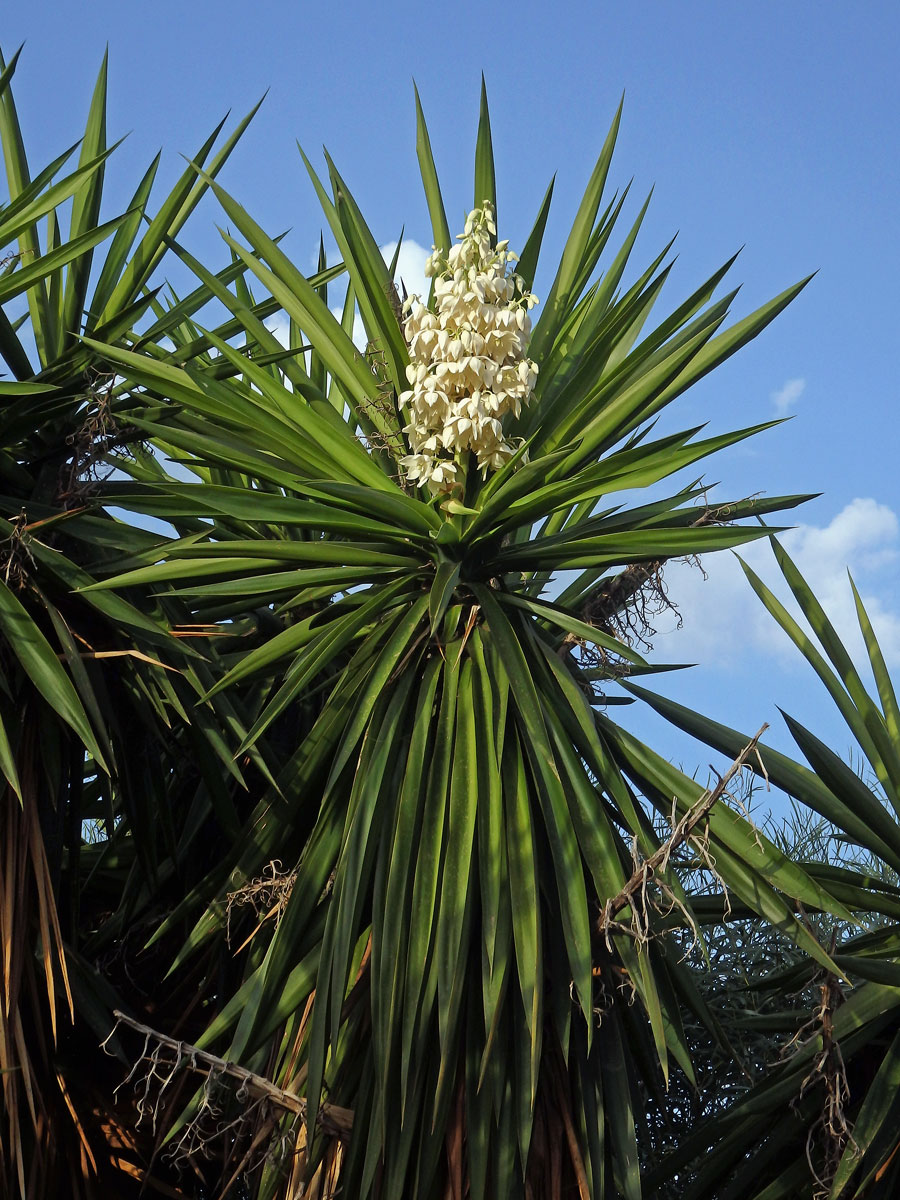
[6,1,900,809]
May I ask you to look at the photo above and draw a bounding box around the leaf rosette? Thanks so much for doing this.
[79,81,849,1200]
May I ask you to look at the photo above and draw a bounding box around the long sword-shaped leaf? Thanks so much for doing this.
[621,680,900,880]
[0,580,107,771]
[473,76,497,220]
[736,550,900,814]
[62,51,108,341]
[529,97,623,364]
[413,84,450,257]
[516,175,554,294]
[0,211,133,306]
[97,100,263,323]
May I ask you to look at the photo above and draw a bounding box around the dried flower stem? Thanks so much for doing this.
[597,725,769,942]
[106,1011,353,1137]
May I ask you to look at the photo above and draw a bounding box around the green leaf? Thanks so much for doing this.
[434,658,478,1095]
[781,710,900,865]
[852,576,900,781]
[516,175,554,293]
[0,45,23,101]
[0,210,134,306]
[0,580,107,772]
[474,76,497,219]
[187,170,396,440]
[62,51,108,341]
[599,1014,642,1200]
[0,685,22,798]
[634,274,814,432]
[211,574,415,698]
[766,538,900,811]
[400,645,458,1100]
[495,522,777,572]
[529,96,623,364]
[0,45,51,357]
[502,728,542,1104]
[413,83,450,257]
[86,151,159,329]
[617,684,891,899]
[0,144,114,250]
[97,100,263,323]
[831,1027,900,1197]
[372,656,442,1124]
[322,150,410,393]
[428,559,460,635]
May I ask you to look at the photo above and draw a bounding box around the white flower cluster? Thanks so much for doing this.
[398,202,538,492]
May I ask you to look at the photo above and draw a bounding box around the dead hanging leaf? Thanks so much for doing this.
[55,649,179,671]
[108,1156,185,1197]
[548,1042,590,1200]
[445,1076,464,1200]
[55,1072,98,1175]
[1,739,77,1196]
[171,624,234,639]
[876,1138,900,1181]
[28,799,74,1039]
[22,507,88,532]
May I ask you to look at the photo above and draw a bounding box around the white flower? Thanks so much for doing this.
[399,202,538,492]
[399,453,433,483]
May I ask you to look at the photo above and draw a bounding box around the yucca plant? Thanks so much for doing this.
[0,45,301,1196]
[632,538,900,1200]
[78,84,865,1199]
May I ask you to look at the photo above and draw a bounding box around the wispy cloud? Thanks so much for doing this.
[655,498,900,669]
[771,377,806,414]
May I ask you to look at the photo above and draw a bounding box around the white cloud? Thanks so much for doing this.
[329,238,431,350]
[771,377,806,414]
[654,498,900,670]
[381,238,431,304]
[266,313,290,348]
[260,238,430,370]
[262,238,432,358]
